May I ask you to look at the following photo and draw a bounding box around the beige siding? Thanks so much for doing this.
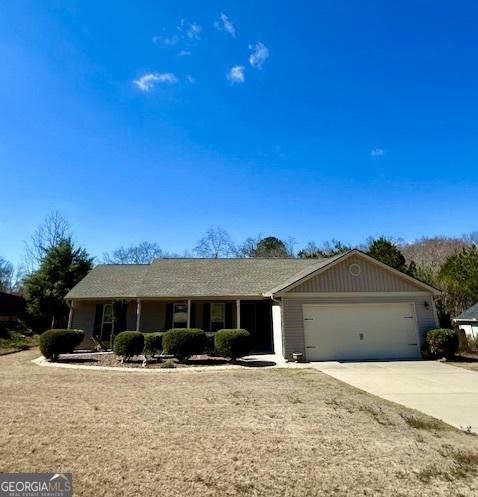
[70,299,239,335]
[283,295,437,358]
[140,301,166,331]
[71,301,99,337]
[292,254,423,293]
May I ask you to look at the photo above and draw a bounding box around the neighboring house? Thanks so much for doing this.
[0,292,26,322]
[454,304,478,339]
[65,249,440,361]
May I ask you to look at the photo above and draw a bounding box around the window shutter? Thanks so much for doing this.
[203,303,210,332]
[190,303,196,328]
[93,304,103,338]
[225,303,233,328]
[165,304,173,331]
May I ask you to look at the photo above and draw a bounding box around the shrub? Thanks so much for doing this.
[113,331,144,361]
[162,328,206,362]
[426,328,458,359]
[214,329,251,360]
[143,332,163,358]
[39,329,85,361]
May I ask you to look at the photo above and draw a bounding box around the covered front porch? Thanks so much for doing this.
[70,298,275,353]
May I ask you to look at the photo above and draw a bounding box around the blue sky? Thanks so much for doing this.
[1,1,477,265]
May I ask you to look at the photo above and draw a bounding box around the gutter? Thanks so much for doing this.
[263,292,281,305]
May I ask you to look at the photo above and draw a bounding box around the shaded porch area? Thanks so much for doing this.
[139,299,274,353]
[75,298,274,353]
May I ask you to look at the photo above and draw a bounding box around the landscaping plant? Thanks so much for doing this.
[162,328,206,362]
[113,331,144,362]
[39,329,84,361]
[214,329,251,361]
[426,328,458,359]
[143,332,163,358]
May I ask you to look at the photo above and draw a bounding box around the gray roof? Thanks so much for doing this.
[65,258,327,299]
[455,303,478,322]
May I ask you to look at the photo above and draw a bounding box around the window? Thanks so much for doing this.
[173,303,188,328]
[101,304,113,341]
[210,303,225,332]
[349,263,361,276]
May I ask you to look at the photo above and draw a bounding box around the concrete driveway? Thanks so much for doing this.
[312,360,478,433]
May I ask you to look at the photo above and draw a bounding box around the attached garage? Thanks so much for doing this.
[303,303,420,361]
[267,250,441,361]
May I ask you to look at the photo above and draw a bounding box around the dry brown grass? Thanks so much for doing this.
[1,350,478,496]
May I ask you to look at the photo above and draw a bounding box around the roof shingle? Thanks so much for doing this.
[455,303,478,322]
[65,258,326,299]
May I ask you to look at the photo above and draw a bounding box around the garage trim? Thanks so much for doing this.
[284,291,430,298]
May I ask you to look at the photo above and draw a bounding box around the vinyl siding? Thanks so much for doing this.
[282,295,437,358]
[71,301,101,337]
[292,254,422,293]
[70,299,239,335]
[139,301,166,331]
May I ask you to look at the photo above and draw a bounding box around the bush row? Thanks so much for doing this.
[115,328,251,362]
[40,328,251,363]
[110,328,252,362]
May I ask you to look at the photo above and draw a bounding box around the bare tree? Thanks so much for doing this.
[400,236,468,273]
[0,257,15,293]
[102,242,164,264]
[194,227,235,258]
[24,211,71,271]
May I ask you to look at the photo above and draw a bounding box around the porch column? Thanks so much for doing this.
[136,299,142,332]
[67,301,74,329]
[187,299,191,328]
[236,299,241,328]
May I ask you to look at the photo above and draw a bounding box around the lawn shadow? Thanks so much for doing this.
[58,357,98,364]
[236,359,277,368]
[449,354,478,363]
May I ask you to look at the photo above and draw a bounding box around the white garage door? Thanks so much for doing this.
[303,303,420,361]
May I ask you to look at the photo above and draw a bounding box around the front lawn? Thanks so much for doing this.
[1,349,478,496]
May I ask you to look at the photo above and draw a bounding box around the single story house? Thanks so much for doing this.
[454,303,478,339]
[0,292,26,322]
[65,249,440,361]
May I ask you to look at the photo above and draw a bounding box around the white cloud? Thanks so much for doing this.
[177,49,192,57]
[370,148,385,157]
[186,75,196,84]
[214,13,236,37]
[178,19,202,40]
[227,65,245,84]
[133,72,178,92]
[248,42,269,69]
[152,34,179,46]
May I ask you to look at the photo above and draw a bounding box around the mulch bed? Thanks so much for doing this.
[57,352,234,368]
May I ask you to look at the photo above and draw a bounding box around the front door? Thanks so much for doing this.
[240,301,273,352]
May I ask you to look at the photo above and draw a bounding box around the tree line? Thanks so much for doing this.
[1,212,477,331]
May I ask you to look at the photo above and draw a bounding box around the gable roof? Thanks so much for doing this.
[455,303,478,322]
[65,258,323,299]
[65,250,440,300]
[263,250,441,296]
